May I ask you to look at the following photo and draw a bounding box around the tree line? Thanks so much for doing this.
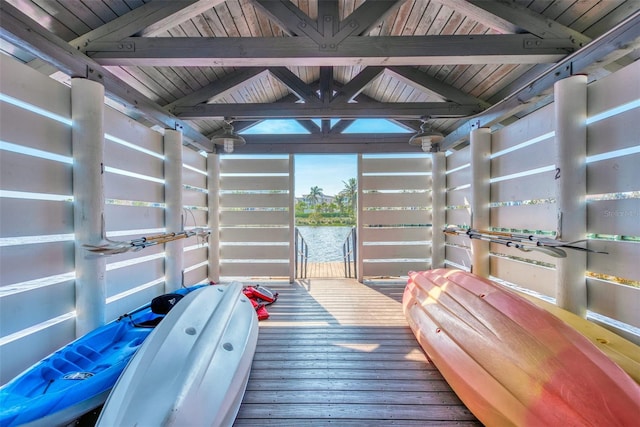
[295,178,357,226]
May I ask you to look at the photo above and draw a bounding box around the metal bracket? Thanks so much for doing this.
[523,37,576,51]
[85,66,104,83]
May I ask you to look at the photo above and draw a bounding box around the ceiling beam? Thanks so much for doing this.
[29,1,221,74]
[86,34,574,67]
[465,0,591,47]
[385,66,491,108]
[251,0,318,38]
[333,66,385,103]
[319,66,333,104]
[442,10,640,150]
[231,133,416,154]
[342,0,406,36]
[268,67,321,103]
[166,67,269,110]
[330,120,355,134]
[174,101,480,120]
[0,2,212,151]
[136,0,227,37]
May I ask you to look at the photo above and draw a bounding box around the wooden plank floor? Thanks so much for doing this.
[234,278,480,426]
[304,261,346,278]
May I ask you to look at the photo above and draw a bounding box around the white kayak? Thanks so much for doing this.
[96,282,259,427]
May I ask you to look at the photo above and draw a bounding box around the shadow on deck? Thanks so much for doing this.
[234,278,480,426]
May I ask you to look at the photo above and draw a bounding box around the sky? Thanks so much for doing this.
[241,119,410,197]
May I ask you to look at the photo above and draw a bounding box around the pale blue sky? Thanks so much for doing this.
[239,119,410,197]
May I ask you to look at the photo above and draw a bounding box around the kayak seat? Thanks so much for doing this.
[64,350,94,369]
[76,344,101,361]
[52,358,82,372]
[41,365,64,381]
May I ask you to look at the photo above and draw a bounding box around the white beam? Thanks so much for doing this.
[164,130,184,293]
[554,75,587,317]
[207,154,220,283]
[72,77,106,336]
[431,152,446,268]
[470,128,491,278]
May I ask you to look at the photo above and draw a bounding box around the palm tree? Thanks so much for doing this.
[306,186,323,206]
[341,178,357,212]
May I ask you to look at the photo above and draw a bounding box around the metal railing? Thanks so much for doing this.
[294,227,309,279]
[342,227,357,278]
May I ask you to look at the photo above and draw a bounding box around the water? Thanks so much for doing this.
[297,226,353,262]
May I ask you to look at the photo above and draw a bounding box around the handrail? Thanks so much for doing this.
[342,227,357,278]
[294,227,309,279]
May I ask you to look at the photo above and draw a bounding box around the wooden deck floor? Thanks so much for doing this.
[304,261,347,278]
[234,278,480,426]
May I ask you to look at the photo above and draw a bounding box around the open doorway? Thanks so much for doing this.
[294,154,357,278]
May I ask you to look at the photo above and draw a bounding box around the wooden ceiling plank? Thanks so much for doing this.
[268,67,321,104]
[385,66,490,108]
[442,9,640,150]
[339,0,405,37]
[429,0,520,34]
[332,66,385,103]
[165,67,269,110]
[87,34,573,66]
[173,101,480,119]
[138,0,228,37]
[465,0,590,47]
[0,1,211,150]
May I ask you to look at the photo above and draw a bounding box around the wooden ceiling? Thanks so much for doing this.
[1,0,639,153]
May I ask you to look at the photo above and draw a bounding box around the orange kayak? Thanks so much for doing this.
[403,269,640,426]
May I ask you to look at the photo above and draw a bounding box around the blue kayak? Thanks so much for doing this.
[0,285,206,427]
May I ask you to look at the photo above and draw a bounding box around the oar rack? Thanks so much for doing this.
[444,226,608,259]
[84,228,211,256]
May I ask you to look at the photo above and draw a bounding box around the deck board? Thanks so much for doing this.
[234,278,480,426]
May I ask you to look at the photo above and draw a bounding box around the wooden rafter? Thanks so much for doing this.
[86,35,575,67]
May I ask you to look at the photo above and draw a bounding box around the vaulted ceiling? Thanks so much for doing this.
[1,0,639,153]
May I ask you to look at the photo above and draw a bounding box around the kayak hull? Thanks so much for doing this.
[0,286,203,427]
[96,282,259,427]
[515,289,640,384]
[403,269,640,427]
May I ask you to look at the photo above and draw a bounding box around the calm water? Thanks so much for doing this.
[297,226,353,262]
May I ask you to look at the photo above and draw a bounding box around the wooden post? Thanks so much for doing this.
[164,129,183,292]
[289,154,295,283]
[357,154,364,283]
[207,153,220,283]
[431,152,446,269]
[71,77,106,336]
[555,74,588,317]
[470,128,491,278]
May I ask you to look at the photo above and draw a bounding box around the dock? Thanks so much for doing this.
[234,277,480,425]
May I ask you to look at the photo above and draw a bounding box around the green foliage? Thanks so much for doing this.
[295,179,357,226]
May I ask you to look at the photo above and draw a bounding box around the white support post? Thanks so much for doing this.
[555,74,588,317]
[207,153,220,284]
[356,154,364,283]
[288,155,295,283]
[470,128,491,278]
[164,130,183,292]
[430,152,446,269]
[72,77,106,336]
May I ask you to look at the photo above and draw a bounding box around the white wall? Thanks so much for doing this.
[0,57,209,383]
[443,59,640,342]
